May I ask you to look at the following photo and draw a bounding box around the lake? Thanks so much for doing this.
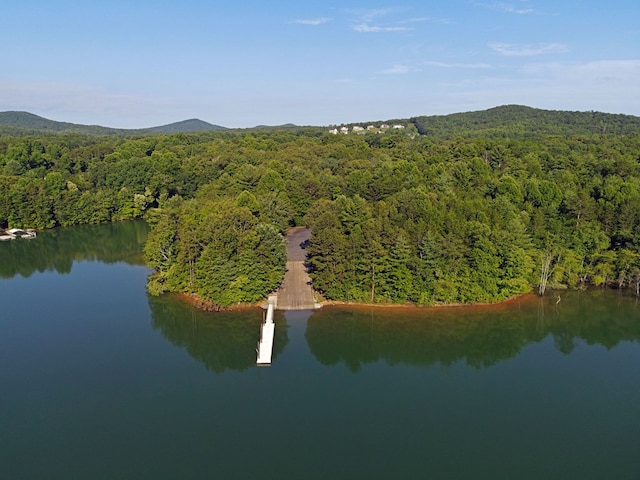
[1,221,639,479]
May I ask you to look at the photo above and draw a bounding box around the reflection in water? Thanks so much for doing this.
[0,220,149,278]
[148,294,289,372]
[306,291,640,371]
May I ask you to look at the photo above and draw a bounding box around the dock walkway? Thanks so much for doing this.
[256,296,276,365]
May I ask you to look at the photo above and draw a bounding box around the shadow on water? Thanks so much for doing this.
[148,294,289,373]
[305,291,640,372]
[0,220,149,278]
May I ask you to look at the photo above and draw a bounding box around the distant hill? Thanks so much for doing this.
[252,123,298,130]
[145,118,226,134]
[403,105,640,139]
[2,105,639,139]
[0,111,226,136]
[0,111,132,135]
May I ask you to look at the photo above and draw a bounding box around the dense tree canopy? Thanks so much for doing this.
[144,197,287,307]
[2,108,640,307]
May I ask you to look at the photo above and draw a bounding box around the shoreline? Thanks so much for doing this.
[320,291,537,311]
[167,286,634,314]
[172,290,539,313]
[175,292,264,311]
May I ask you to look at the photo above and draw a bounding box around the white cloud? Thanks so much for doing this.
[398,16,452,26]
[475,2,534,14]
[354,23,411,33]
[399,16,430,23]
[424,61,491,69]
[359,8,396,23]
[350,7,416,32]
[293,18,331,26]
[381,64,410,74]
[522,59,640,82]
[490,42,569,56]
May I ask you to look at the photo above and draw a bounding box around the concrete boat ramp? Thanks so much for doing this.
[276,227,322,311]
[256,227,321,365]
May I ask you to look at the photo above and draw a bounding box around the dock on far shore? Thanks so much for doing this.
[0,228,37,241]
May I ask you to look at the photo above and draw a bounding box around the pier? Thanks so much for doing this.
[256,295,277,365]
[256,227,320,365]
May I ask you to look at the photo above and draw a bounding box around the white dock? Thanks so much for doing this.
[0,228,36,241]
[256,296,277,365]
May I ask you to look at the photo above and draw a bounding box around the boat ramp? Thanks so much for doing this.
[256,227,321,366]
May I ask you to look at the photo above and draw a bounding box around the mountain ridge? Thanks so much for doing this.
[145,118,226,134]
[0,111,226,135]
[406,104,640,138]
[1,105,639,137]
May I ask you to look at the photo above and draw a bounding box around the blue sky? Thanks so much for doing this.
[1,0,639,128]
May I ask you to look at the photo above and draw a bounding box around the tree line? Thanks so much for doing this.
[2,111,640,307]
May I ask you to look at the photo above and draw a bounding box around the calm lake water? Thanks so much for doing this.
[1,221,639,480]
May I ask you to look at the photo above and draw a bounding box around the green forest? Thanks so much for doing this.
[2,106,640,307]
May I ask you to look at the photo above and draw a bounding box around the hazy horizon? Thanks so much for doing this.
[2,0,639,129]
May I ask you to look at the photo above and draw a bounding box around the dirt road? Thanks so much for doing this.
[276,227,319,310]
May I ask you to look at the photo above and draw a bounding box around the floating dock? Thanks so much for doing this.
[0,228,37,241]
[256,296,277,365]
